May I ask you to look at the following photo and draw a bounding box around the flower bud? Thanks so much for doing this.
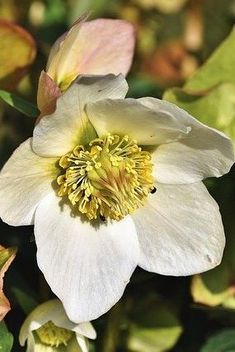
[37,18,135,113]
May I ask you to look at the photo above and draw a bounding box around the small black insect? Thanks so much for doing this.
[100,215,106,222]
[150,187,157,194]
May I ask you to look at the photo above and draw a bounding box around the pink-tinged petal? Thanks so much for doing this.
[0,246,17,321]
[0,292,10,321]
[46,14,88,69]
[37,70,61,113]
[73,19,135,76]
[47,19,135,90]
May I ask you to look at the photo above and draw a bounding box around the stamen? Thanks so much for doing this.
[57,134,154,221]
[36,321,73,347]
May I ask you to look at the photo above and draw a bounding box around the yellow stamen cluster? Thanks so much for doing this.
[36,321,73,347]
[57,134,154,221]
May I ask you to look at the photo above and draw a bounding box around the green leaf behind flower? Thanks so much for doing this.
[0,322,13,352]
[184,27,235,91]
[0,90,39,118]
[164,84,235,142]
[201,329,235,352]
[128,295,182,352]
[163,27,235,143]
[11,287,38,315]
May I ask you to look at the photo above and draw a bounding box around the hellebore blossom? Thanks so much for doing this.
[0,245,16,321]
[0,74,234,322]
[37,18,135,113]
[19,299,96,352]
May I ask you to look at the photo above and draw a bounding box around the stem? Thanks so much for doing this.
[99,301,124,352]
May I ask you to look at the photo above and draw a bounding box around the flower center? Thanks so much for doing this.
[57,134,154,221]
[36,321,73,347]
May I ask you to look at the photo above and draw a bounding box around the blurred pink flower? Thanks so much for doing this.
[37,18,135,114]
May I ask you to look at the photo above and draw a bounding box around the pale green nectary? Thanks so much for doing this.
[0,74,234,322]
[19,299,96,352]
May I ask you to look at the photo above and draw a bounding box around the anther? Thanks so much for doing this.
[57,134,154,221]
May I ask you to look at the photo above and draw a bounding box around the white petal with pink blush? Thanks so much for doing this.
[37,18,135,112]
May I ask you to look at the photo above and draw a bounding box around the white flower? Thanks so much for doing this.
[19,299,96,352]
[0,74,234,322]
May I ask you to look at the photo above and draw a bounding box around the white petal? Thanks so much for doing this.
[25,335,55,352]
[0,139,56,226]
[66,336,84,352]
[132,182,225,276]
[74,74,128,104]
[139,97,234,183]
[33,84,89,158]
[75,335,89,352]
[19,326,34,348]
[24,333,35,352]
[86,98,189,145]
[73,322,96,340]
[48,304,96,338]
[41,299,77,331]
[33,75,128,157]
[34,193,139,322]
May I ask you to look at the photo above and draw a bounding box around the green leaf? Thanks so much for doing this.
[43,0,67,25]
[127,75,163,99]
[11,287,38,315]
[184,27,235,91]
[201,329,235,352]
[164,28,235,144]
[68,0,117,23]
[10,270,39,315]
[0,322,13,352]
[191,266,233,309]
[128,295,182,352]
[163,83,235,143]
[0,90,39,118]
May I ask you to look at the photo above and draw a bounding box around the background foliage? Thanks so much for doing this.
[0,0,235,351]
